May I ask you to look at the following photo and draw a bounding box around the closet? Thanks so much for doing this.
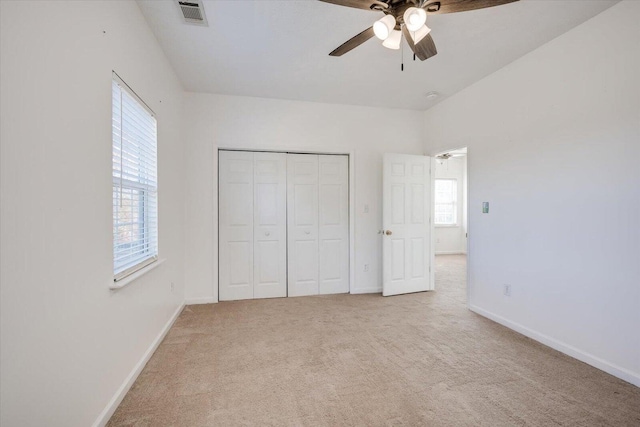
[218,151,287,301]
[219,150,349,301]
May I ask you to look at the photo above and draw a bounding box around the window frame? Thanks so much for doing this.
[434,178,458,227]
[112,72,159,283]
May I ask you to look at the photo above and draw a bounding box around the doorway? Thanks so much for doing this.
[433,147,468,303]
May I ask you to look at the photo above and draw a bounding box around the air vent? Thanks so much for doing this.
[177,1,208,26]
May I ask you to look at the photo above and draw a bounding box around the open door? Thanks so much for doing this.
[382,153,434,296]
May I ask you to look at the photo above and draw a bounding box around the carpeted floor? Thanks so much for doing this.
[108,255,640,426]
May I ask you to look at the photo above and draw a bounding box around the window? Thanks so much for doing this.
[434,179,457,225]
[112,73,158,281]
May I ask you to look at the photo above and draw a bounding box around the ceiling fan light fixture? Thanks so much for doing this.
[373,15,396,40]
[403,7,427,32]
[382,29,402,50]
[411,24,432,44]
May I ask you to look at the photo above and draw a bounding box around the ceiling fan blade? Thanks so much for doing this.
[318,0,388,11]
[402,25,437,61]
[329,27,375,57]
[423,0,518,14]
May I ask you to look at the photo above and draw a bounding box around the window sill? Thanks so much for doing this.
[110,258,166,290]
[435,224,460,228]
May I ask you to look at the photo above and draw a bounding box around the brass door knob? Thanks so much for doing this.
[385,230,392,236]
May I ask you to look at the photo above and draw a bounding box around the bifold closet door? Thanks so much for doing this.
[287,154,320,297]
[253,152,287,299]
[219,150,287,301]
[219,151,254,301]
[287,154,349,297]
[318,155,349,294]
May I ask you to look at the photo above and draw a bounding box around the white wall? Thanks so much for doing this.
[423,0,640,386]
[184,93,424,302]
[434,156,467,254]
[0,1,185,426]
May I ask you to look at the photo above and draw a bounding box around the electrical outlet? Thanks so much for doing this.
[503,284,511,296]
[171,282,175,292]
[364,264,370,272]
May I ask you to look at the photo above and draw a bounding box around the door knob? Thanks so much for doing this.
[385,230,393,236]
[304,230,310,235]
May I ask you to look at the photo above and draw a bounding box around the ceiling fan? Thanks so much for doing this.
[320,0,519,61]
[436,152,465,160]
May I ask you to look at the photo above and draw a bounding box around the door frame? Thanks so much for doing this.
[215,146,355,303]
[432,146,469,308]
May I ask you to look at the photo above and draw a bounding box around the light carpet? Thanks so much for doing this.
[108,255,640,426]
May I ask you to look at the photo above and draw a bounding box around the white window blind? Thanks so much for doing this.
[112,73,158,281]
[434,179,457,225]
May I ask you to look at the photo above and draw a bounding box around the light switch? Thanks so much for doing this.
[364,204,369,213]
[482,202,489,213]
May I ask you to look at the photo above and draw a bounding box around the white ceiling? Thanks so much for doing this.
[137,0,618,111]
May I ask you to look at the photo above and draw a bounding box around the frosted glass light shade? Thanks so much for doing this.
[403,7,427,32]
[373,15,396,40]
[382,29,402,50]
[411,24,431,44]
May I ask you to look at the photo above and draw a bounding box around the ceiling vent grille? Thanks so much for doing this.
[177,1,208,26]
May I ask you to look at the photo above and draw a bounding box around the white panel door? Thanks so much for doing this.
[219,150,254,301]
[253,152,287,299]
[287,154,319,297]
[382,153,433,296]
[318,155,349,294]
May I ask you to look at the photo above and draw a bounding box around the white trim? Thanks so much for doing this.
[465,149,471,309]
[110,258,165,290]
[213,148,219,303]
[185,296,218,305]
[435,251,466,255]
[215,146,356,302]
[114,256,159,283]
[92,303,184,427]
[469,304,640,388]
[348,152,356,297]
[429,157,436,291]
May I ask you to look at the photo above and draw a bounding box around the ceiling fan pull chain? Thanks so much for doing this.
[412,30,416,61]
[401,29,404,71]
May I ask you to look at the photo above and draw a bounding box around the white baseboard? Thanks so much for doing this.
[185,296,218,305]
[92,303,185,427]
[350,287,382,295]
[469,305,640,388]
[436,251,466,255]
